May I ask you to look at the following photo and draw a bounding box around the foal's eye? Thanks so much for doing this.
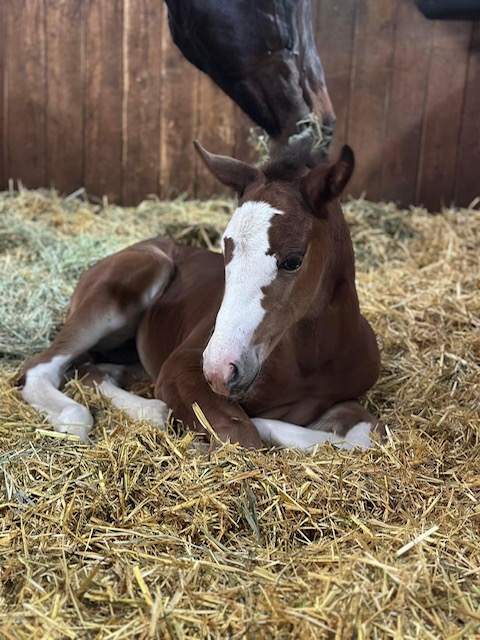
[279,253,304,272]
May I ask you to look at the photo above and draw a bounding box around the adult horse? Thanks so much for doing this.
[165,0,335,156]
[20,141,383,450]
[417,0,480,20]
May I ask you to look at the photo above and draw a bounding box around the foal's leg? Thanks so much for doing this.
[20,307,123,441]
[20,243,174,441]
[253,401,385,451]
[155,341,263,448]
[78,363,169,427]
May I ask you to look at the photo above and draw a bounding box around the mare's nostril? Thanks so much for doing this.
[323,113,336,128]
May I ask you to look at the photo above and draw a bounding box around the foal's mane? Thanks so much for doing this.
[261,137,321,182]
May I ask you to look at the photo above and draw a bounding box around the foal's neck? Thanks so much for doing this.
[291,223,360,354]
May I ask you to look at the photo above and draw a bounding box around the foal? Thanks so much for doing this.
[20,142,383,450]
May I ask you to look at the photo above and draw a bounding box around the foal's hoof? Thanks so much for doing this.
[338,422,374,450]
[339,420,387,450]
[52,406,93,443]
[372,421,387,442]
[126,399,169,428]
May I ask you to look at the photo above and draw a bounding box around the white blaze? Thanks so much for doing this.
[203,201,283,369]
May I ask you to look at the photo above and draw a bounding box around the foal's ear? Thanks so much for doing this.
[302,145,355,212]
[325,145,355,199]
[194,140,261,194]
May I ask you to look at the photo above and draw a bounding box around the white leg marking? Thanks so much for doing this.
[252,418,374,451]
[338,421,374,450]
[22,355,93,442]
[97,377,168,428]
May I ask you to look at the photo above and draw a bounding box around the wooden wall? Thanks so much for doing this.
[0,0,479,210]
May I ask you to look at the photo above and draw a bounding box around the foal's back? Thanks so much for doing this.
[136,239,224,380]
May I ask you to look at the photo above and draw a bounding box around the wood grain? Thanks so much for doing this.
[0,0,479,209]
[417,20,472,210]
[84,0,123,203]
[346,0,397,201]
[121,0,162,205]
[233,108,258,168]
[194,75,235,199]
[381,2,434,206]
[454,21,480,208]
[6,0,47,188]
[159,2,198,198]
[314,0,356,159]
[46,0,84,195]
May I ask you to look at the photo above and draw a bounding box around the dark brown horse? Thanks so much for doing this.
[417,0,480,20]
[20,142,383,450]
[165,0,335,156]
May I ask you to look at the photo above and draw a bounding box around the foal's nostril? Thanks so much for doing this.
[228,362,239,386]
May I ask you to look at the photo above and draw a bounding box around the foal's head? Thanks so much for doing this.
[195,141,355,398]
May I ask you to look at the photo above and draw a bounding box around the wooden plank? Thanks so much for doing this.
[159,2,199,198]
[454,22,480,208]
[417,20,472,211]
[121,0,162,205]
[45,0,85,196]
[84,0,123,203]
[346,0,397,201]
[233,107,258,167]
[6,0,47,189]
[1,0,477,209]
[0,0,5,189]
[314,0,356,159]
[194,75,236,199]
[381,1,434,206]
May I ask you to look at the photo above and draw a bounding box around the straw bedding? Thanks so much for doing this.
[0,188,479,639]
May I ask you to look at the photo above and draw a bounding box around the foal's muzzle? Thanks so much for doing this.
[203,348,261,398]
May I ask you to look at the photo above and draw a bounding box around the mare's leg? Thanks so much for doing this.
[20,243,174,441]
[253,401,385,451]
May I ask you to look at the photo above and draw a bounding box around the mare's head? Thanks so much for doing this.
[195,140,355,398]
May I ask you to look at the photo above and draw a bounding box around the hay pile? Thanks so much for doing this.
[0,188,479,638]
